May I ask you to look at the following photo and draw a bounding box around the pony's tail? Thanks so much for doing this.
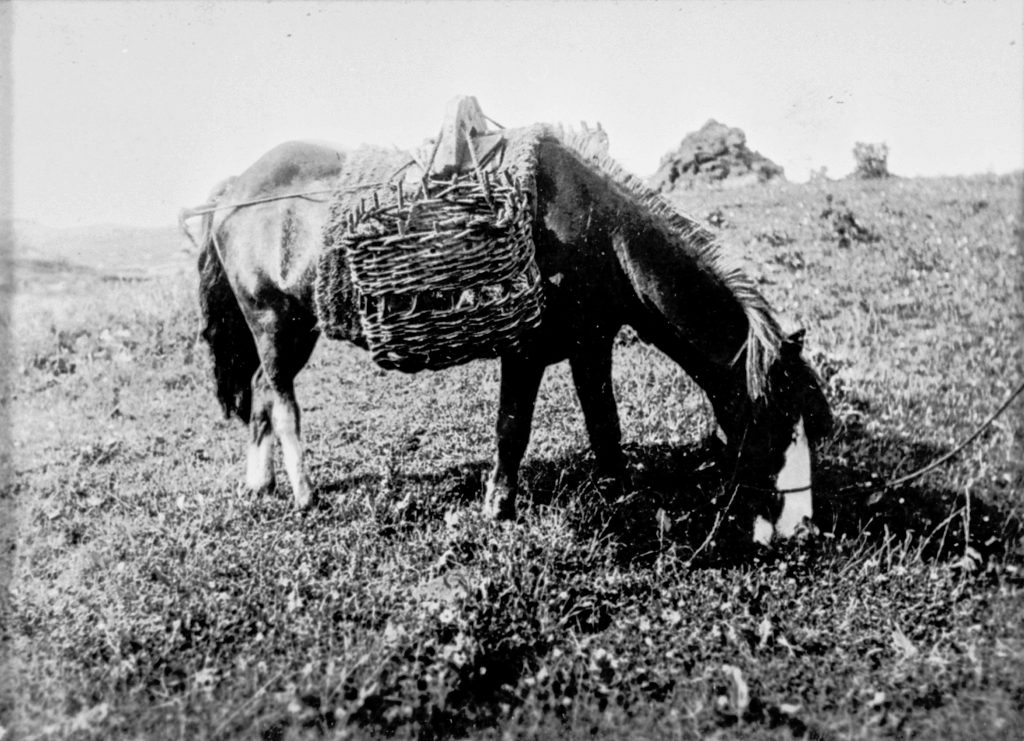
[194,202,259,424]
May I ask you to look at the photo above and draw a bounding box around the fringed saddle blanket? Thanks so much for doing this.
[315,125,548,373]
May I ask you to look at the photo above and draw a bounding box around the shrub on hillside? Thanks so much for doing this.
[853,142,891,179]
[819,194,879,248]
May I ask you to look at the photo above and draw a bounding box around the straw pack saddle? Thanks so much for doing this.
[430,95,507,178]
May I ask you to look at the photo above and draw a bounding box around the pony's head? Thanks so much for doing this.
[529,132,831,544]
[729,329,833,543]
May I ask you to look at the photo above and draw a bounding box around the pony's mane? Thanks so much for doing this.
[549,126,784,401]
[550,123,611,162]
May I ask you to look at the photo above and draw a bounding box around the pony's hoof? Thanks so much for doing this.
[482,481,516,521]
[292,487,315,509]
[240,479,276,500]
[595,475,626,503]
[293,484,317,512]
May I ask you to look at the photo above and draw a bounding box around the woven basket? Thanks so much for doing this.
[315,127,546,372]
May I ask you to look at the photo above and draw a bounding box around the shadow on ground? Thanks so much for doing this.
[264,427,1023,740]
[311,422,1022,568]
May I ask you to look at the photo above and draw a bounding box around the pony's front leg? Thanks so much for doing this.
[569,343,625,487]
[244,368,277,496]
[483,355,545,520]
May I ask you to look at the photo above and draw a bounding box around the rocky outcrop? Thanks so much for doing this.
[650,120,785,192]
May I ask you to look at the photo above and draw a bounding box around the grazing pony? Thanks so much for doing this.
[184,131,831,542]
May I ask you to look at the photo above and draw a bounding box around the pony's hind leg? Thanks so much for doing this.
[243,364,313,510]
[484,354,546,520]
[245,368,277,495]
[244,295,320,510]
[269,380,314,510]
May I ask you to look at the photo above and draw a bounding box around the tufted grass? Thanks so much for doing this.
[3,173,1022,739]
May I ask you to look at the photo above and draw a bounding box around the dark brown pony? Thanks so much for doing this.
[184,133,831,542]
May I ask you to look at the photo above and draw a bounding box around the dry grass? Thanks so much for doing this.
[2,173,1022,740]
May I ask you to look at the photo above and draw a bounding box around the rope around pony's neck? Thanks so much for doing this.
[769,375,1024,498]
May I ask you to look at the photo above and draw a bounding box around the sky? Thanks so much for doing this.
[8,0,1024,229]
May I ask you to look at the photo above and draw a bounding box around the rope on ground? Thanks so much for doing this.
[775,376,1024,497]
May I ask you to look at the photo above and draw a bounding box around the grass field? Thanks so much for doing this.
[2,172,1022,740]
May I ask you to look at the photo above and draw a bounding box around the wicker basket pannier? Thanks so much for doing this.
[315,128,546,372]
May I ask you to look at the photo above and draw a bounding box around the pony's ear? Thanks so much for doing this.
[784,329,806,353]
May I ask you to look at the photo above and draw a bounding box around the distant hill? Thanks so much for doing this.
[6,219,192,279]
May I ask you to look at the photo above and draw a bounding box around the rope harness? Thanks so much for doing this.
[178,123,1021,504]
[767,376,1024,498]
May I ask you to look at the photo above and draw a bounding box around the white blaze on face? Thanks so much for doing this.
[773,416,814,539]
